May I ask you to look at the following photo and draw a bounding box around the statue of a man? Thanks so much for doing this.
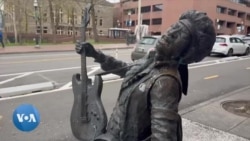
[76,10,215,141]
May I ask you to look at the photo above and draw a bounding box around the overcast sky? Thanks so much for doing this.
[106,0,120,3]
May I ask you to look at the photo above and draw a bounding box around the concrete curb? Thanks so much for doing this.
[0,82,56,98]
[0,47,133,55]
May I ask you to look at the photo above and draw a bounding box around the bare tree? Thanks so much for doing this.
[48,0,66,43]
[3,0,18,44]
[4,0,43,44]
[90,0,99,42]
[70,7,77,42]
[74,0,102,42]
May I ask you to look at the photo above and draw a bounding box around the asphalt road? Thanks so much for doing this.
[0,49,250,141]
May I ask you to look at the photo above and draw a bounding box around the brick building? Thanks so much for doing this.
[118,0,250,35]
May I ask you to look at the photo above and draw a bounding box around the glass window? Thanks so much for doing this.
[99,19,103,26]
[153,4,163,12]
[247,15,250,21]
[229,38,236,43]
[228,9,236,16]
[216,37,226,43]
[139,37,157,45]
[141,6,151,13]
[152,18,162,25]
[216,6,226,14]
[235,38,244,43]
[124,8,136,15]
[142,19,150,25]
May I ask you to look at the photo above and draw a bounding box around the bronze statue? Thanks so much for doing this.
[71,10,216,141]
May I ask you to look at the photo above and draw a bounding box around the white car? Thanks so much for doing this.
[211,35,250,56]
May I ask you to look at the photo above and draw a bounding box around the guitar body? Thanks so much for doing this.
[71,74,107,141]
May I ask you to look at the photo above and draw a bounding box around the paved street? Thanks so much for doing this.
[0,46,250,140]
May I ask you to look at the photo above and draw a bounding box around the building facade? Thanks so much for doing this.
[119,0,250,35]
[3,0,114,37]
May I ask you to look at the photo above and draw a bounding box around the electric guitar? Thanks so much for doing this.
[70,4,107,141]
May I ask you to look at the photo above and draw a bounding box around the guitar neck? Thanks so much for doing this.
[81,47,88,122]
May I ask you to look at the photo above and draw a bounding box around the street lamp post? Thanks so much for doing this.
[33,0,40,48]
[137,0,141,40]
[127,10,131,27]
[241,20,244,34]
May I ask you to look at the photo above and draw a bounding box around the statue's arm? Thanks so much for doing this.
[149,76,182,141]
[75,42,130,77]
[94,50,130,77]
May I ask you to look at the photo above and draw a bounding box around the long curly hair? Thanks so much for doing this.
[178,10,216,64]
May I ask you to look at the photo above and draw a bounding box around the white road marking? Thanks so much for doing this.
[0,72,34,85]
[59,82,72,90]
[1,57,250,100]
[189,57,250,69]
[87,67,100,75]
[0,86,72,101]
[0,65,99,77]
[58,66,100,90]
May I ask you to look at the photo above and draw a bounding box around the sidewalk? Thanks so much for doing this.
[0,43,134,54]
[1,43,250,140]
[181,86,250,140]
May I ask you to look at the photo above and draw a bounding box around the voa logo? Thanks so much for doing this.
[12,104,40,132]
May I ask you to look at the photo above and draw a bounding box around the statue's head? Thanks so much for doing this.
[155,10,216,64]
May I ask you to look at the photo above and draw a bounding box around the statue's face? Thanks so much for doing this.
[155,21,191,60]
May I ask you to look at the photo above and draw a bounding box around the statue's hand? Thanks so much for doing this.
[75,41,98,58]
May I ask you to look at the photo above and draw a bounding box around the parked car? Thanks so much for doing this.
[211,35,250,56]
[231,34,250,46]
[242,36,250,46]
[131,35,161,61]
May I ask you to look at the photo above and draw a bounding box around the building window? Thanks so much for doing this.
[141,6,151,13]
[95,16,97,25]
[216,6,226,14]
[226,22,235,28]
[59,8,63,23]
[56,27,63,35]
[99,18,103,26]
[142,19,150,25]
[37,26,41,33]
[216,20,225,30]
[43,26,48,34]
[247,14,250,21]
[99,30,103,36]
[228,9,236,16]
[152,18,162,25]
[124,8,136,15]
[153,4,163,12]
[124,20,135,27]
[68,27,73,35]
[238,12,246,18]
[73,10,77,24]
